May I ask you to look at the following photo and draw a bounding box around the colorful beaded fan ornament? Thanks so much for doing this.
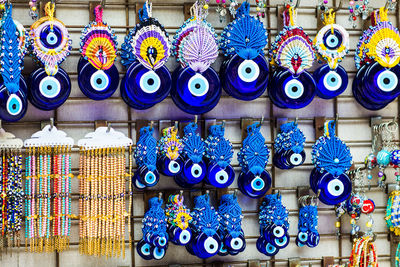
[0,3,28,122]
[157,126,184,177]
[165,194,192,246]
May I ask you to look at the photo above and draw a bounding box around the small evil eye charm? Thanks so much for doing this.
[271,232,290,249]
[157,155,184,177]
[256,237,279,256]
[172,227,192,246]
[28,67,71,111]
[377,149,391,167]
[0,77,28,122]
[238,170,272,199]
[171,66,221,115]
[221,54,269,101]
[137,165,159,187]
[206,164,235,188]
[224,234,246,252]
[137,239,153,260]
[153,235,168,249]
[296,231,308,246]
[307,232,320,248]
[313,64,348,99]
[217,242,229,256]
[180,159,207,185]
[151,246,166,260]
[363,63,400,100]
[132,172,146,190]
[194,233,221,259]
[322,28,343,50]
[286,150,306,168]
[361,199,375,214]
[40,25,63,49]
[77,58,119,100]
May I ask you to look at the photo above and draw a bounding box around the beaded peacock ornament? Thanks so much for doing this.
[237,122,271,198]
[165,194,192,246]
[157,126,184,177]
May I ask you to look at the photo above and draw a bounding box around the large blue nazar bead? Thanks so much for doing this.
[0,76,28,122]
[206,163,235,188]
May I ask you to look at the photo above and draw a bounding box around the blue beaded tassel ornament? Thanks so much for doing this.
[296,197,319,248]
[238,122,271,198]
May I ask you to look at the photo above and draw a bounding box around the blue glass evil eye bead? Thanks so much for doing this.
[256,237,279,256]
[171,66,221,115]
[237,170,272,199]
[171,226,192,246]
[180,159,207,185]
[307,232,320,248]
[120,76,155,110]
[193,232,221,259]
[206,164,235,188]
[271,232,290,249]
[157,155,184,177]
[28,67,71,111]
[0,76,28,122]
[224,234,246,252]
[217,241,229,256]
[313,64,348,99]
[136,165,159,187]
[363,62,400,101]
[77,57,119,100]
[317,171,352,205]
[40,25,63,49]
[151,246,166,260]
[221,54,269,101]
[137,239,153,260]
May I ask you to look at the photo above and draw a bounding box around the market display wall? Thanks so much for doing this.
[0,0,399,266]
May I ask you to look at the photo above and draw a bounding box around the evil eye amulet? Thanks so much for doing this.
[237,170,272,199]
[377,149,391,167]
[296,231,308,247]
[361,199,375,214]
[179,159,207,185]
[171,66,221,115]
[313,64,348,99]
[192,233,221,259]
[317,171,351,205]
[206,164,235,188]
[28,67,71,111]
[77,57,119,100]
[152,235,168,248]
[132,171,147,190]
[224,233,246,252]
[363,62,400,101]
[217,242,229,256]
[169,226,192,246]
[306,232,320,248]
[271,232,290,249]
[221,54,269,101]
[137,239,154,260]
[151,246,167,260]
[0,76,28,122]
[157,155,184,177]
[136,165,159,187]
[256,237,279,256]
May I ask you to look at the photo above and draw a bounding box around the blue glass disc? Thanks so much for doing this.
[0,76,28,122]
[314,64,348,99]
[206,163,235,188]
[317,171,352,205]
[237,170,272,199]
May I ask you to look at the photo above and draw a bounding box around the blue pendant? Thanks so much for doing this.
[221,54,269,101]
[0,76,28,122]
[179,159,206,185]
[316,170,352,205]
[238,170,272,199]
[137,239,153,260]
[205,164,235,188]
[120,76,155,110]
[136,165,159,187]
[157,155,184,177]
[363,62,400,101]
[192,232,221,259]
[313,64,348,99]
[224,233,246,252]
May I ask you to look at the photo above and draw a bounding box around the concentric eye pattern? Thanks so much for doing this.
[188,73,209,97]
[204,236,219,254]
[238,60,260,83]
[323,71,342,91]
[168,160,181,174]
[284,78,304,99]
[265,243,278,255]
[298,232,308,242]
[230,238,244,250]
[6,94,23,116]
[377,69,398,92]
[152,247,165,260]
[90,70,110,92]
[327,178,344,197]
[272,226,285,238]
[190,164,203,178]
[39,24,63,49]
[39,76,61,99]
[323,29,343,50]
[144,171,156,185]
[215,170,229,184]
[179,230,191,245]
[140,70,161,94]
[251,176,265,191]
[289,153,303,166]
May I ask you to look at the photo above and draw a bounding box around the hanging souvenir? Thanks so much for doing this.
[120,0,171,110]
[174,122,206,187]
[24,122,74,252]
[204,123,235,188]
[257,193,290,256]
[217,193,245,256]
[273,121,306,169]
[137,196,168,260]
[165,193,192,246]
[296,196,319,248]
[310,120,352,205]
[314,7,350,99]
[78,4,118,100]
[349,235,378,267]
[28,0,39,19]
[0,126,23,252]
[353,6,400,110]
[187,194,221,259]
[219,1,269,101]
[171,1,220,115]
[78,126,132,257]
[0,3,28,122]
[347,0,372,28]
[387,190,400,235]
[269,4,316,109]
[237,122,271,198]
[157,126,184,177]
[133,125,159,189]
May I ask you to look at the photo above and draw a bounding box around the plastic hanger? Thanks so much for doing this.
[0,120,23,149]
[24,118,74,147]
[77,123,133,149]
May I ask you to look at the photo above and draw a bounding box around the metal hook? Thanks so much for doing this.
[335,113,339,126]
[50,118,54,131]
[106,122,111,133]
[257,115,264,128]
[0,120,2,130]
[150,121,154,130]
[333,0,343,13]
[221,120,226,128]
[179,190,183,197]
[194,115,198,124]
[100,0,106,8]
[158,192,163,200]
[294,0,301,9]
[294,117,298,125]
[233,189,238,198]
[174,121,178,130]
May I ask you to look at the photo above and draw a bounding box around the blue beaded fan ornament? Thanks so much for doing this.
[257,193,290,256]
[174,122,206,187]
[237,122,271,198]
[273,121,306,169]
[204,124,235,188]
[157,126,184,177]
[219,1,269,101]
[217,194,246,256]
[0,3,28,122]
[165,194,192,246]
[310,120,352,205]
[187,194,221,259]
[137,197,168,260]
[133,126,159,189]
[296,200,319,248]
[120,1,171,110]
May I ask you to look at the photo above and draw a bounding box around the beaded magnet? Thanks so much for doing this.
[296,195,319,248]
[353,6,400,110]
[77,126,133,258]
[24,122,74,252]
[165,193,192,246]
[269,2,316,109]
[237,121,271,199]
[314,4,350,99]
[204,123,235,188]
[273,121,306,169]
[0,126,23,252]
[171,1,220,115]
[157,126,184,177]
[219,1,269,101]
[257,193,290,256]
[28,2,72,111]
[120,1,170,110]
[78,4,118,100]
[310,120,352,205]
[0,3,28,122]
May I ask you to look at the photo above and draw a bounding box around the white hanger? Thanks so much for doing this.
[24,119,74,147]
[77,124,133,149]
[0,120,23,149]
